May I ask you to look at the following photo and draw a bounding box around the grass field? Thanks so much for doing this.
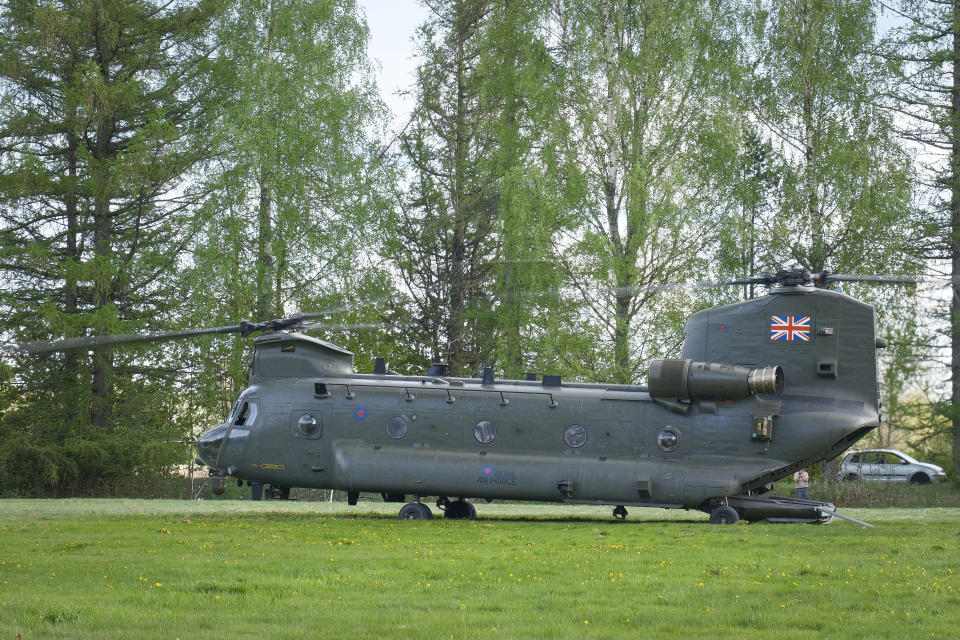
[1,500,958,639]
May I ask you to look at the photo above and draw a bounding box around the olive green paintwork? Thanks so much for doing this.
[195,285,881,518]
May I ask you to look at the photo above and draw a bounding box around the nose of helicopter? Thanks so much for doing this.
[195,422,230,468]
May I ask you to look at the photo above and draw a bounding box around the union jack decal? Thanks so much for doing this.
[770,315,811,341]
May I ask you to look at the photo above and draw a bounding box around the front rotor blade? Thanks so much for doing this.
[17,325,247,354]
[300,322,378,332]
[709,274,777,287]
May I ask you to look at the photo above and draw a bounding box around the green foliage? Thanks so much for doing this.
[743,0,918,276]
[389,0,506,375]
[0,0,948,494]
[810,478,960,509]
[889,0,960,483]
[0,0,221,494]
[184,0,389,403]
[549,0,745,383]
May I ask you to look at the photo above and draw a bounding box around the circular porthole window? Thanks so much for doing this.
[474,420,497,444]
[564,424,587,448]
[657,427,680,452]
[386,416,409,439]
[298,414,320,436]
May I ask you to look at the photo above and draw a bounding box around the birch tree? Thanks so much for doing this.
[553,0,741,383]
[745,0,915,274]
[888,0,960,482]
[187,0,387,413]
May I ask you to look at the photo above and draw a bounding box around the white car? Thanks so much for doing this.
[838,449,947,484]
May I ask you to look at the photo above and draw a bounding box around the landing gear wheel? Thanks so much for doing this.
[613,505,628,520]
[444,500,477,520]
[398,502,434,520]
[709,505,740,525]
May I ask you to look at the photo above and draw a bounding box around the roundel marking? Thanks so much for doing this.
[482,465,494,477]
[355,406,368,420]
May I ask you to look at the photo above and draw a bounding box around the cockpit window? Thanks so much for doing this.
[233,401,258,426]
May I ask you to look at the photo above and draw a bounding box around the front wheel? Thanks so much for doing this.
[910,473,932,485]
[398,502,434,520]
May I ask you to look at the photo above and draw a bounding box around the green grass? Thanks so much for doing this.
[1,500,958,639]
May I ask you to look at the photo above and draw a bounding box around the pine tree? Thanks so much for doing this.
[0,0,220,493]
[391,0,500,375]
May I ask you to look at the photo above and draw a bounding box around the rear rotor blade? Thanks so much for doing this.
[614,274,775,297]
[820,273,918,285]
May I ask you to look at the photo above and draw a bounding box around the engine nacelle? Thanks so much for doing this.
[648,359,783,400]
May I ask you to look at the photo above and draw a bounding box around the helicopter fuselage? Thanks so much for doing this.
[195,286,883,517]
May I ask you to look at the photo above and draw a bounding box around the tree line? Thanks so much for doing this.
[0,0,955,495]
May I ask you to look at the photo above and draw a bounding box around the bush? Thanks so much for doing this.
[774,478,960,508]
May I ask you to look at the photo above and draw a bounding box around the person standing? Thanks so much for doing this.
[793,468,810,499]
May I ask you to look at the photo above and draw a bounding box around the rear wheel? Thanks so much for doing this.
[444,500,476,520]
[709,505,740,525]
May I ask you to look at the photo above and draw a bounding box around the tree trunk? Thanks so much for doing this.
[91,39,114,431]
[447,0,470,375]
[63,128,82,425]
[951,0,960,486]
[256,172,275,322]
[255,0,277,322]
[800,0,824,271]
[602,5,632,384]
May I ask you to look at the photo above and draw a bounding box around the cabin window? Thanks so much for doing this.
[386,416,408,439]
[474,420,496,444]
[657,427,680,452]
[298,414,320,436]
[564,424,587,448]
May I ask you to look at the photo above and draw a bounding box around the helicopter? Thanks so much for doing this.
[21,267,905,525]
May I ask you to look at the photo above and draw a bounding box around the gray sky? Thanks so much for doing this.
[359,0,430,128]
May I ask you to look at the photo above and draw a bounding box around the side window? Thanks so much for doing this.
[850,454,860,463]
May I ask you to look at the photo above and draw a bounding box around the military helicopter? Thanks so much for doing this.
[22,267,904,525]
